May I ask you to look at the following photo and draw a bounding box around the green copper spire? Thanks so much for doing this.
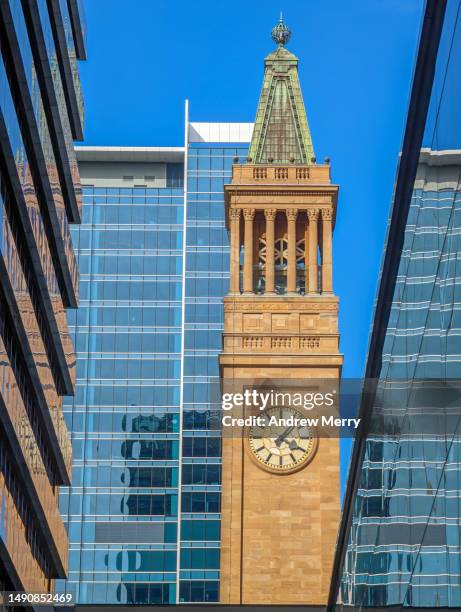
[248,16,315,165]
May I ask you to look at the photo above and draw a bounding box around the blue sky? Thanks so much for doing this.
[80,0,425,487]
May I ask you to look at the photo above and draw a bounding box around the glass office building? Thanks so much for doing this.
[333,0,461,608]
[56,121,252,604]
[181,125,249,604]
[0,0,85,595]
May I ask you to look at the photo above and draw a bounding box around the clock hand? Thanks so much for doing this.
[288,440,303,451]
[275,425,295,447]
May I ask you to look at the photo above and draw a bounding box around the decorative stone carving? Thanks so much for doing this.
[243,337,264,349]
[300,336,321,349]
[243,208,256,221]
[223,300,339,313]
[271,336,293,349]
[229,208,241,220]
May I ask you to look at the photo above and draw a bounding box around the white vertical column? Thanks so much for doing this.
[176,98,189,603]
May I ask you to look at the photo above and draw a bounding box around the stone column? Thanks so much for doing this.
[287,208,298,293]
[229,208,241,293]
[264,209,276,294]
[243,208,256,293]
[321,208,333,293]
[308,208,319,293]
[304,215,309,293]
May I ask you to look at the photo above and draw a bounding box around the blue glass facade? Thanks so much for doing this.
[180,143,248,603]
[337,0,461,608]
[57,133,250,604]
[57,174,183,604]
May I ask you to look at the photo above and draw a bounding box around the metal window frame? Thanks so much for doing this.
[21,0,82,222]
[46,0,84,140]
[0,0,78,309]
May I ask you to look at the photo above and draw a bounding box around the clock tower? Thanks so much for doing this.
[219,16,343,605]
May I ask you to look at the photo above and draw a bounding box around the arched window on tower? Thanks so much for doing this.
[256,236,266,294]
[296,238,305,294]
[275,237,288,294]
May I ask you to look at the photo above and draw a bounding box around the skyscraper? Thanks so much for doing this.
[331,0,461,608]
[59,132,251,604]
[0,0,85,595]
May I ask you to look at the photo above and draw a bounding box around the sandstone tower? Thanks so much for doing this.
[219,16,343,605]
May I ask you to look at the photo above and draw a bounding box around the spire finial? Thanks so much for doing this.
[272,13,291,47]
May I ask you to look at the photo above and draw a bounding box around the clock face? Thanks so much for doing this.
[247,406,317,474]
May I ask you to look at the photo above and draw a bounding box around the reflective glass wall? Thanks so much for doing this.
[57,134,251,604]
[57,171,184,604]
[179,143,248,603]
[339,1,461,607]
[0,0,85,592]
